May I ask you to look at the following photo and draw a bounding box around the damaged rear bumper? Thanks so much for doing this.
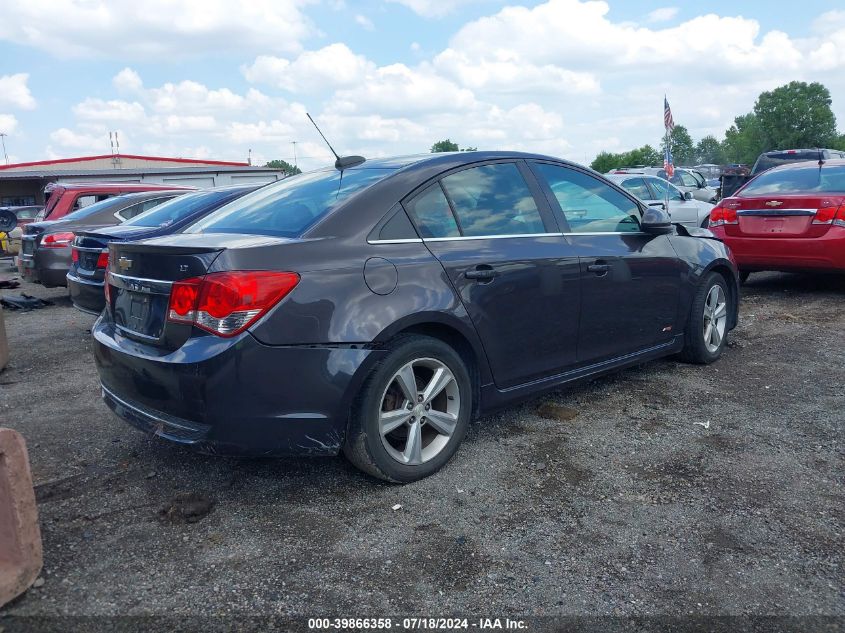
[93,317,384,456]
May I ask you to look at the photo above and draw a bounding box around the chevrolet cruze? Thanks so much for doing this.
[93,152,739,482]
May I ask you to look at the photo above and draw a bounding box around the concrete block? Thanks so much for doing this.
[0,428,43,607]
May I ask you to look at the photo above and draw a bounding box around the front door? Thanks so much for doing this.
[403,162,581,389]
[530,162,682,364]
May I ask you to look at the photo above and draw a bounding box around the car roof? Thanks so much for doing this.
[347,150,584,172]
[761,148,844,156]
[47,182,194,191]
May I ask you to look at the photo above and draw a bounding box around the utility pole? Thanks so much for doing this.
[291,141,298,169]
[0,133,9,165]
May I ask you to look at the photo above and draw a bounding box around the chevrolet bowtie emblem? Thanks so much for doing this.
[765,200,784,207]
[117,256,133,271]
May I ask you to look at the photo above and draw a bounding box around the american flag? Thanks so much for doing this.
[664,97,674,132]
[663,144,675,178]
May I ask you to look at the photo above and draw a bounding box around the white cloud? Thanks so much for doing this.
[0,0,315,58]
[73,98,146,123]
[113,68,143,93]
[0,114,19,134]
[243,44,375,93]
[0,73,36,110]
[647,7,678,23]
[355,14,375,30]
[385,0,479,18]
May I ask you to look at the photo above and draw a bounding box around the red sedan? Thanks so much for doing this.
[709,159,845,281]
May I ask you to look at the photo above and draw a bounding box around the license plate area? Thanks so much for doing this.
[110,273,172,340]
[738,210,814,236]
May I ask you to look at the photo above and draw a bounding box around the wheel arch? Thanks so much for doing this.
[372,312,492,418]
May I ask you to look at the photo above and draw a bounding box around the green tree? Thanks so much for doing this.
[753,81,838,150]
[265,159,301,175]
[589,145,661,173]
[721,113,766,165]
[661,124,695,166]
[430,139,460,153]
[694,135,725,164]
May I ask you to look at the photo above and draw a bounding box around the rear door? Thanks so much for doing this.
[404,160,582,389]
[530,162,682,364]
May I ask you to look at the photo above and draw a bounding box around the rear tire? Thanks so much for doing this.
[343,335,472,483]
[679,272,730,364]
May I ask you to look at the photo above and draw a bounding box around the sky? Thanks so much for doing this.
[1,0,845,171]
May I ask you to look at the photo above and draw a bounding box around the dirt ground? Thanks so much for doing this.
[0,262,843,628]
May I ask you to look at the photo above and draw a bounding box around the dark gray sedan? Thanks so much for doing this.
[18,190,189,287]
[93,152,739,482]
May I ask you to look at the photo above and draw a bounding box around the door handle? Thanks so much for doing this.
[587,262,610,274]
[465,266,497,281]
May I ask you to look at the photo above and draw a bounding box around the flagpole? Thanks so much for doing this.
[664,96,670,215]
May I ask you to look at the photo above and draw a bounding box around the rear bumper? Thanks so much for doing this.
[67,271,105,314]
[92,316,384,456]
[19,248,71,287]
[715,226,845,272]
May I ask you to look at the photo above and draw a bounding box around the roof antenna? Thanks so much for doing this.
[817,147,825,167]
[306,113,365,170]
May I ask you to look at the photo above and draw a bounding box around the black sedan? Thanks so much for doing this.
[68,184,262,314]
[92,152,739,482]
[18,191,188,287]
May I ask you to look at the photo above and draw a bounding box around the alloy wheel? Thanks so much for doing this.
[702,284,728,353]
[378,358,460,466]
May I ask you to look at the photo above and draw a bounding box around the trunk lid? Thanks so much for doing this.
[106,234,294,349]
[723,194,843,238]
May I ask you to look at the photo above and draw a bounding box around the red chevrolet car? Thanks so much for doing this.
[709,159,845,281]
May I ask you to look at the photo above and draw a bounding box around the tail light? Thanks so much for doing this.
[72,247,79,263]
[834,205,845,228]
[167,271,300,338]
[42,232,75,248]
[96,251,109,269]
[709,205,738,227]
[814,205,845,225]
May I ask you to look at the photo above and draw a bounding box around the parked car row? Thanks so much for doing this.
[16,148,842,483]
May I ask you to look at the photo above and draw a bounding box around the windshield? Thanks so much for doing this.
[187,168,395,237]
[125,189,246,228]
[59,196,133,221]
[739,165,845,196]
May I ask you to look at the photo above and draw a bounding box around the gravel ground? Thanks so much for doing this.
[0,262,843,627]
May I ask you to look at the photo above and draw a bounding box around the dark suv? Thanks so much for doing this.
[751,149,845,175]
[93,152,739,482]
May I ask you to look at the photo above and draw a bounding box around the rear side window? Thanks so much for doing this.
[188,169,394,237]
[739,165,845,196]
[116,196,175,221]
[621,178,652,200]
[126,190,241,228]
[405,184,460,238]
[533,163,641,233]
[440,163,546,236]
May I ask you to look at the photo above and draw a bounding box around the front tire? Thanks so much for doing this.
[679,272,730,364]
[343,335,472,483]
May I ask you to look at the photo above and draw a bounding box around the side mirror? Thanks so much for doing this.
[641,206,673,234]
[683,191,694,201]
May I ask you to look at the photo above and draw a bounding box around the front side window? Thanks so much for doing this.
[405,184,460,238]
[533,163,641,233]
[677,171,699,188]
[440,163,546,236]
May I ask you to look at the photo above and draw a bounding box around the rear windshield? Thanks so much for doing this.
[125,189,245,228]
[186,168,395,237]
[739,165,845,196]
[59,196,133,221]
